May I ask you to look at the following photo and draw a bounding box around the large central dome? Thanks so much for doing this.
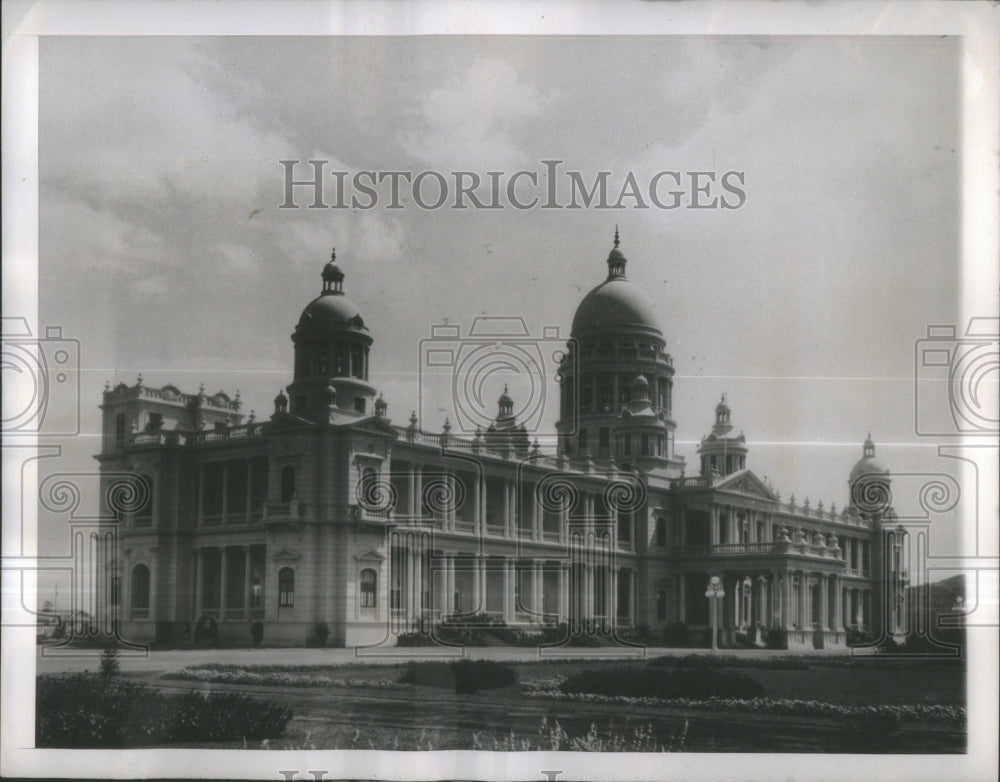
[570,233,661,336]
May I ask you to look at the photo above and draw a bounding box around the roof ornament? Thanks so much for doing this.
[613,225,620,248]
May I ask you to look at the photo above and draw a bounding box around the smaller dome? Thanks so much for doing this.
[850,457,889,482]
[849,435,889,482]
[498,385,514,408]
[322,260,344,284]
[631,374,650,400]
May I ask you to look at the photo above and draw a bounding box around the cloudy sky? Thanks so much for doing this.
[34,34,973,565]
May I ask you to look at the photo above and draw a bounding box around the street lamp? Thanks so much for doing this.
[705,575,726,652]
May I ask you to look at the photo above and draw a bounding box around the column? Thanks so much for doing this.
[558,563,568,623]
[610,567,619,628]
[221,463,229,525]
[532,560,543,620]
[194,548,204,616]
[471,555,481,613]
[532,486,540,541]
[584,563,594,621]
[245,461,253,524]
[819,573,829,630]
[446,472,455,530]
[503,480,511,538]
[710,506,719,545]
[219,547,229,617]
[445,554,455,615]
[731,575,740,628]
[800,573,810,629]
[408,466,416,517]
[243,546,252,619]
[149,551,158,622]
[834,577,843,630]
[769,571,779,627]
[678,574,686,623]
[472,473,481,533]
[784,572,794,629]
[502,558,513,622]
[414,467,423,519]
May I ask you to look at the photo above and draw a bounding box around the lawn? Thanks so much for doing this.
[134,655,966,752]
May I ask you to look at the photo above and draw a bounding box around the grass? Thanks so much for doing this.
[163,655,964,707]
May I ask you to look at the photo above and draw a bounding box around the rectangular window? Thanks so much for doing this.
[133,475,153,528]
[146,413,163,432]
[226,460,248,519]
[360,569,377,608]
[599,427,610,455]
[354,397,366,413]
[115,414,126,447]
[278,568,295,607]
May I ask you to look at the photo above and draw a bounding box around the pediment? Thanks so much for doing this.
[272,548,301,562]
[346,416,400,439]
[716,469,778,501]
[354,548,385,563]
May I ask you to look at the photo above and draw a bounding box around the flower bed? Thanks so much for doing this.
[162,668,408,690]
[520,677,965,724]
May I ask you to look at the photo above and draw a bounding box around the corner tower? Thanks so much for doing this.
[557,230,678,470]
[286,248,377,421]
[697,394,748,477]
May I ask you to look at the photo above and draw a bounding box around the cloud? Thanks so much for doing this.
[400,55,548,168]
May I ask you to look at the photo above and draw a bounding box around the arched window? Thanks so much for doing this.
[360,568,377,608]
[656,589,667,621]
[280,466,296,504]
[655,517,667,548]
[131,564,150,618]
[110,575,121,606]
[278,567,295,607]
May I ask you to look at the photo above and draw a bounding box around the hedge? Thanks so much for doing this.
[560,665,765,700]
[397,659,517,694]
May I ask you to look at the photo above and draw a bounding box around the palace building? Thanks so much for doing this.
[97,235,908,649]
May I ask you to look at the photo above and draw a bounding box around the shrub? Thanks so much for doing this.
[560,665,765,700]
[99,647,120,678]
[397,659,517,694]
[36,674,292,747]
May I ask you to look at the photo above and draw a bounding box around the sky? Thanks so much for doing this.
[32,34,976,574]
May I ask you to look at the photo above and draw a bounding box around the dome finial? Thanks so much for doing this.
[322,247,345,295]
[606,228,627,279]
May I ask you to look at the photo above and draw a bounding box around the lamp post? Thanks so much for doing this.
[705,575,725,652]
